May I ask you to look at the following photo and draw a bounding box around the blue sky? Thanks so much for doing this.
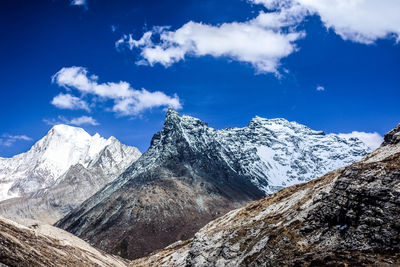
[0,0,399,156]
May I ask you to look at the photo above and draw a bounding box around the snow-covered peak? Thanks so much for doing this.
[30,125,110,173]
[50,124,89,135]
[248,116,324,135]
[0,124,139,201]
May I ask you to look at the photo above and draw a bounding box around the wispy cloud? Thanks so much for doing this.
[52,66,182,116]
[338,131,383,150]
[44,115,99,126]
[0,134,32,147]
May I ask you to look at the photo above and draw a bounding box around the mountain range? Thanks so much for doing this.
[0,117,398,266]
[56,109,370,259]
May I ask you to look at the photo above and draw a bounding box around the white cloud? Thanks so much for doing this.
[338,131,383,150]
[52,66,181,116]
[51,93,90,111]
[112,89,181,116]
[253,0,400,44]
[0,134,32,147]
[316,85,325,91]
[116,5,306,74]
[70,0,86,7]
[68,116,99,126]
[44,115,99,126]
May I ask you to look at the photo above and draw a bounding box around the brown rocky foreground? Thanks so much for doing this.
[0,217,128,266]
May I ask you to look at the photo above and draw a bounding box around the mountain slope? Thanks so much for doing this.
[133,123,400,266]
[56,110,370,260]
[0,216,128,266]
[0,125,141,224]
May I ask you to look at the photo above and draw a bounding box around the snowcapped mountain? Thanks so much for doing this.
[0,124,141,224]
[56,109,371,260]
[0,124,140,201]
[133,123,400,267]
[214,116,370,193]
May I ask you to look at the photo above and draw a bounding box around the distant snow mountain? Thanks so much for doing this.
[0,124,141,224]
[57,109,371,259]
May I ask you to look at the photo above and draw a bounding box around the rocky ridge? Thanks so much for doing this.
[132,123,400,266]
[56,110,370,260]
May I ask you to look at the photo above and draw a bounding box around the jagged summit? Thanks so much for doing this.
[57,111,370,260]
[165,107,179,118]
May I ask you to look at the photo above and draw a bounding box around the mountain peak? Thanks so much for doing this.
[166,108,179,117]
[163,109,182,129]
[248,116,324,136]
[51,123,82,131]
[49,124,89,138]
[107,136,119,143]
[0,125,134,201]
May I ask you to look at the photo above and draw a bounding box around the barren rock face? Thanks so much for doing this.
[56,110,369,260]
[132,123,400,266]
